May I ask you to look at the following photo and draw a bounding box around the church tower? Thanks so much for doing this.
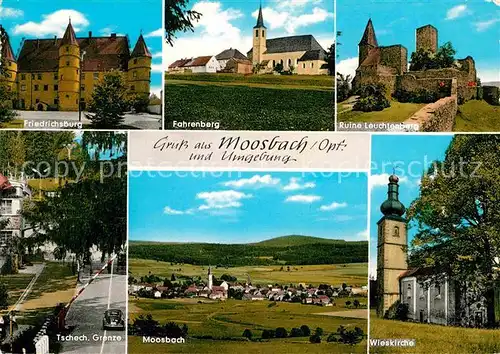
[358,19,378,66]
[0,26,18,95]
[208,266,213,290]
[252,4,267,65]
[128,34,152,97]
[376,174,408,317]
[58,19,80,111]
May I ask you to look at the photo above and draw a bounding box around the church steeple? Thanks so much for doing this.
[358,18,378,66]
[380,174,406,218]
[131,34,152,58]
[254,3,266,29]
[0,26,16,62]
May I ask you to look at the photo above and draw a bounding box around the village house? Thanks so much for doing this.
[215,48,248,70]
[168,58,191,73]
[183,56,221,74]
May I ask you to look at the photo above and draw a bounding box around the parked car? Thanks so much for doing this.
[102,309,125,330]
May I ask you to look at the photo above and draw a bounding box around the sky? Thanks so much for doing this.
[369,134,454,277]
[165,0,334,69]
[129,171,368,244]
[337,0,500,83]
[0,0,163,96]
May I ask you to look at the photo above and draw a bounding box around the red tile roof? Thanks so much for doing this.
[185,56,212,67]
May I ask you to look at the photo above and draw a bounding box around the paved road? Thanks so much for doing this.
[15,110,161,130]
[60,268,126,354]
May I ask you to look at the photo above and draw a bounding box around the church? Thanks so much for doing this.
[0,20,152,111]
[376,174,500,327]
[247,5,329,75]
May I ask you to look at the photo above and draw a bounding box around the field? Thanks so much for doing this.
[370,311,500,354]
[338,100,425,123]
[164,74,334,131]
[129,298,367,354]
[454,100,500,132]
[129,259,368,287]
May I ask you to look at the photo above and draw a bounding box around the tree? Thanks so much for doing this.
[336,73,351,102]
[309,334,321,343]
[275,327,288,338]
[289,327,303,337]
[0,283,8,309]
[353,299,360,308]
[165,0,202,46]
[346,300,352,308]
[407,135,500,327]
[85,72,129,128]
[0,80,16,125]
[273,63,284,74]
[242,328,253,340]
[314,327,324,336]
[410,42,456,71]
[300,325,311,336]
[325,43,335,76]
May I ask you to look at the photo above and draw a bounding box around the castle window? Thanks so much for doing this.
[54,73,58,80]
[76,69,79,75]
[66,61,70,66]
[43,85,48,91]
[133,71,137,78]
[21,74,26,80]
[76,99,78,105]
[134,59,138,64]
[54,85,58,91]
[34,85,39,91]
[393,226,400,237]
[21,85,26,91]
[65,94,69,98]
[66,46,69,52]
[311,63,314,68]
[255,30,258,38]
[37,74,42,80]
[93,73,99,79]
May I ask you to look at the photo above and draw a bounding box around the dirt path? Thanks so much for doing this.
[314,309,368,319]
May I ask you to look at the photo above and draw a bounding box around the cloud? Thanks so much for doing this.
[99,26,124,37]
[164,206,193,215]
[224,174,280,188]
[151,63,164,73]
[283,177,315,191]
[152,52,163,58]
[445,5,468,20]
[474,18,500,32]
[0,2,23,18]
[150,85,162,98]
[319,202,347,211]
[370,173,409,190]
[485,0,500,6]
[197,190,252,210]
[167,2,251,70]
[145,28,163,38]
[336,57,358,79]
[253,6,333,34]
[357,229,369,239]
[276,0,323,10]
[13,10,89,37]
[476,67,500,82]
[285,194,322,203]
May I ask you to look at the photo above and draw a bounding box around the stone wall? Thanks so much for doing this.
[416,25,438,53]
[398,75,453,97]
[380,45,408,74]
[404,94,458,132]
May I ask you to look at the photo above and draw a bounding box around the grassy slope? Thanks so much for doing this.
[164,74,334,131]
[129,299,367,354]
[338,100,425,123]
[370,311,500,354]
[129,259,368,286]
[454,100,500,132]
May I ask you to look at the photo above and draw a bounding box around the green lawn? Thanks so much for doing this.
[26,262,76,301]
[454,100,500,132]
[129,259,368,287]
[370,310,500,354]
[164,77,334,131]
[129,298,367,354]
[0,119,24,128]
[0,273,35,305]
[338,100,425,123]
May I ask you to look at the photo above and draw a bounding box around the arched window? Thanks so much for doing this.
[406,283,412,298]
[261,30,265,37]
[255,30,259,38]
[393,226,400,237]
[288,59,291,67]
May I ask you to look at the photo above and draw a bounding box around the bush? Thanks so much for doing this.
[337,73,352,102]
[300,325,311,336]
[393,88,440,104]
[128,93,150,113]
[262,329,275,339]
[328,325,364,345]
[309,334,321,343]
[242,328,252,340]
[275,327,288,338]
[353,84,390,112]
[289,327,304,337]
[384,300,409,321]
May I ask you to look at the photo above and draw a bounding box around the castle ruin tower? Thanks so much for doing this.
[208,266,213,290]
[416,25,438,53]
[0,26,18,97]
[358,19,378,66]
[58,19,81,111]
[376,174,408,317]
[252,3,267,66]
[128,34,152,98]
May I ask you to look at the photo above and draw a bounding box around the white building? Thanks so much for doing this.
[184,56,221,73]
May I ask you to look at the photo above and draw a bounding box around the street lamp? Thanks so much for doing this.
[78,50,86,122]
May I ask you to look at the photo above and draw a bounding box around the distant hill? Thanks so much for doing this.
[483,82,500,88]
[251,235,350,247]
[129,235,368,266]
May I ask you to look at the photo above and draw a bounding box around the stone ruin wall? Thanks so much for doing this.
[380,45,408,75]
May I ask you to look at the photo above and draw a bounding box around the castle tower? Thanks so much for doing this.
[0,26,18,95]
[128,34,152,97]
[252,4,267,65]
[416,25,438,53]
[208,266,213,290]
[359,19,378,66]
[376,174,408,317]
[58,19,80,111]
